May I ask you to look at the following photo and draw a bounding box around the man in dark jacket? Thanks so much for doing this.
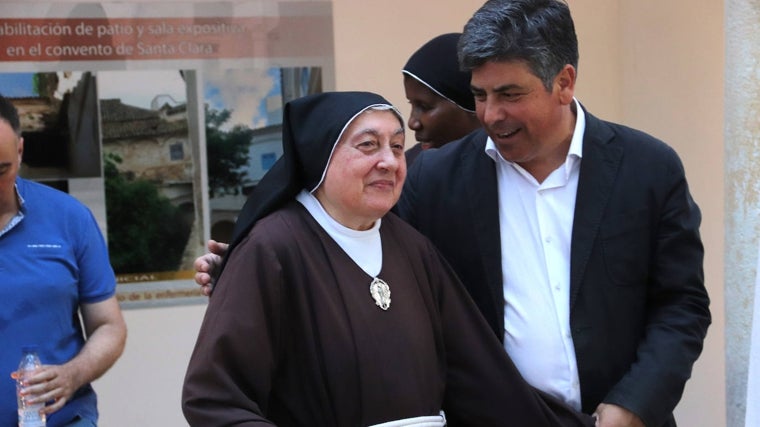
[395,1,711,426]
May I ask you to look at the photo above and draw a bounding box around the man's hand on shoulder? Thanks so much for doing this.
[194,239,228,296]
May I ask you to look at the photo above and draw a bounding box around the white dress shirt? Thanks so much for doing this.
[484,99,586,410]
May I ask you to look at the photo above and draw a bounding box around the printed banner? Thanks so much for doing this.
[0,16,331,62]
[0,1,334,308]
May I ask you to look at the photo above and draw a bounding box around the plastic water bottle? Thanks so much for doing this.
[16,346,46,427]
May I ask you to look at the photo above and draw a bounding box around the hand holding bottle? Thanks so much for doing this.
[12,361,82,418]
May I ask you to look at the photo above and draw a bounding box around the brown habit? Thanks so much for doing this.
[182,202,593,427]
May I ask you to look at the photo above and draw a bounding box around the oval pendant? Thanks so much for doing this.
[370,277,391,310]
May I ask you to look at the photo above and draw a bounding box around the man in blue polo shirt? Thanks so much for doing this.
[0,94,126,427]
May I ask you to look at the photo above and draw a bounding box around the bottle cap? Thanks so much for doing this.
[21,345,39,354]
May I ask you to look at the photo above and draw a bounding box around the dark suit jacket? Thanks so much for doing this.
[394,110,711,427]
[405,142,424,166]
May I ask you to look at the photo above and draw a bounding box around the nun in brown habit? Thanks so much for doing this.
[181,91,595,427]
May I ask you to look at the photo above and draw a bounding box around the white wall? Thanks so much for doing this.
[618,2,726,426]
[94,305,204,426]
[725,1,760,426]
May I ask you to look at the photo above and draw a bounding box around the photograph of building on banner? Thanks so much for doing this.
[203,66,322,244]
[0,1,334,308]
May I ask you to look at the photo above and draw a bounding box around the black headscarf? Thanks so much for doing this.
[223,91,402,272]
[402,33,475,112]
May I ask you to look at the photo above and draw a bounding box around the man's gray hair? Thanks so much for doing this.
[458,0,579,91]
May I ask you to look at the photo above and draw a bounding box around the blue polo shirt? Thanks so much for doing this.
[0,177,116,427]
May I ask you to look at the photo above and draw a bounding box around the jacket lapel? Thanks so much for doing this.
[570,112,622,311]
[464,132,505,335]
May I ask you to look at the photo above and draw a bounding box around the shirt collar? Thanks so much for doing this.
[15,181,25,209]
[0,181,25,238]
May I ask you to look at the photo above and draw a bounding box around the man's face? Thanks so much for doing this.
[470,60,575,167]
[0,120,23,208]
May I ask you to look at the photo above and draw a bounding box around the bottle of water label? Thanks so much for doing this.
[17,346,46,427]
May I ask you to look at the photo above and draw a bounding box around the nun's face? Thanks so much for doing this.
[404,74,478,149]
[315,109,406,230]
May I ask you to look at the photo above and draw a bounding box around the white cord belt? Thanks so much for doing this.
[368,410,446,427]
